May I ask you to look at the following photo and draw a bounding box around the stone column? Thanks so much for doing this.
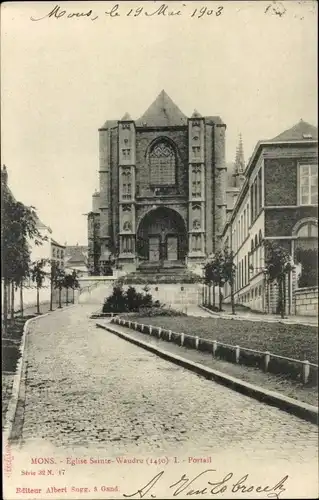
[187,112,206,269]
[98,128,112,271]
[118,117,136,272]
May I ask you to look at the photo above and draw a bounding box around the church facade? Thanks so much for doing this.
[88,91,228,274]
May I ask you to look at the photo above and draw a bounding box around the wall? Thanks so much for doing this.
[294,286,318,316]
[78,280,202,309]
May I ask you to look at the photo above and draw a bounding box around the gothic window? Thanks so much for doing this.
[192,146,200,158]
[149,141,176,186]
[193,234,201,251]
[122,236,132,253]
[121,171,132,199]
[192,166,201,197]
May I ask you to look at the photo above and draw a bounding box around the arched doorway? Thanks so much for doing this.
[137,207,187,265]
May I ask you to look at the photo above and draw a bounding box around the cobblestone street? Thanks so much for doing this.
[15,305,317,465]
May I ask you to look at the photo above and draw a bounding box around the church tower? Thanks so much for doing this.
[88,91,228,275]
[233,133,245,188]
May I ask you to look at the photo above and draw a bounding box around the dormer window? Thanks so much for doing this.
[302,133,312,139]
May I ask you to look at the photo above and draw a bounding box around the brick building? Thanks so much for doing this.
[88,90,228,274]
[222,120,318,314]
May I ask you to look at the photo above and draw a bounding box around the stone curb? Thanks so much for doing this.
[199,304,318,327]
[3,305,78,445]
[97,321,318,426]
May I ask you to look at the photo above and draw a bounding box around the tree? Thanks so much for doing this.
[70,270,80,303]
[63,271,79,305]
[222,246,237,315]
[30,259,48,314]
[1,181,44,332]
[264,241,293,319]
[204,251,224,311]
[53,267,66,309]
[49,260,59,311]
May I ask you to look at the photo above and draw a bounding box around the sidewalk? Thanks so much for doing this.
[97,319,318,420]
[200,303,318,327]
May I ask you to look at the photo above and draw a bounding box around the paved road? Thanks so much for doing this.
[18,305,318,465]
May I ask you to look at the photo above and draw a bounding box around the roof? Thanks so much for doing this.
[270,120,318,142]
[51,238,65,248]
[99,92,225,129]
[65,245,88,264]
[135,90,188,127]
[34,213,52,233]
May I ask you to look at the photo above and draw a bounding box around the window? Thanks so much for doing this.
[299,164,318,205]
[192,166,201,197]
[121,170,132,199]
[258,169,262,209]
[150,141,176,186]
[243,208,247,238]
[193,234,201,251]
[296,222,318,238]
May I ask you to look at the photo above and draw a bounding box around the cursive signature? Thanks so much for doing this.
[123,469,288,498]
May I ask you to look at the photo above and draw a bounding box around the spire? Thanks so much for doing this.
[235,134,245,174]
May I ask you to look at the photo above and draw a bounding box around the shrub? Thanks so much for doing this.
[129,306,186,317]
[102,286,165,313]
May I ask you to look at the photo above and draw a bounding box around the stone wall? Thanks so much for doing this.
[294,286,318,316]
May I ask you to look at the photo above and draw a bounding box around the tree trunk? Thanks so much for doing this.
[3,279,8,335]
[66,287,69,306]
[219,285,223,312]
[72,287,75,304]
[50,277,53,311]
[7,281,11,318]
[58,288,62,308]
[212,284,216,308]
[279,277,284,319]
[20,284,24,317]
[230,279,235,315]
[11,281,15,321]
[208,285,211,307]
[282,274,286,318]
[37,286,40,314]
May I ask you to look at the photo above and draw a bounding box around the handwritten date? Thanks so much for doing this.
[30,4,224,22]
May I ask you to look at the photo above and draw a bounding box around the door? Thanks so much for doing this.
[167,235,178,260]
[149,236,160,261]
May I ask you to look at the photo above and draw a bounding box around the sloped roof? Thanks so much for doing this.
[270,120,318,142]
[51,238,65,248]
[135,90,188,127]
[65,245,88,264]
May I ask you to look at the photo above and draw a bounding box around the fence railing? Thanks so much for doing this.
[111,317,318,385]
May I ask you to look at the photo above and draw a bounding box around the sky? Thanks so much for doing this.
[1,1,317,245]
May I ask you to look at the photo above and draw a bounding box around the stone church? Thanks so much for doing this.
[88,90,230,275]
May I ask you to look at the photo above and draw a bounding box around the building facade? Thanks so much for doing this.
[223,120,318,314]
[64,244,89,277]
[88,90,227,274]
[1,165,66,311]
